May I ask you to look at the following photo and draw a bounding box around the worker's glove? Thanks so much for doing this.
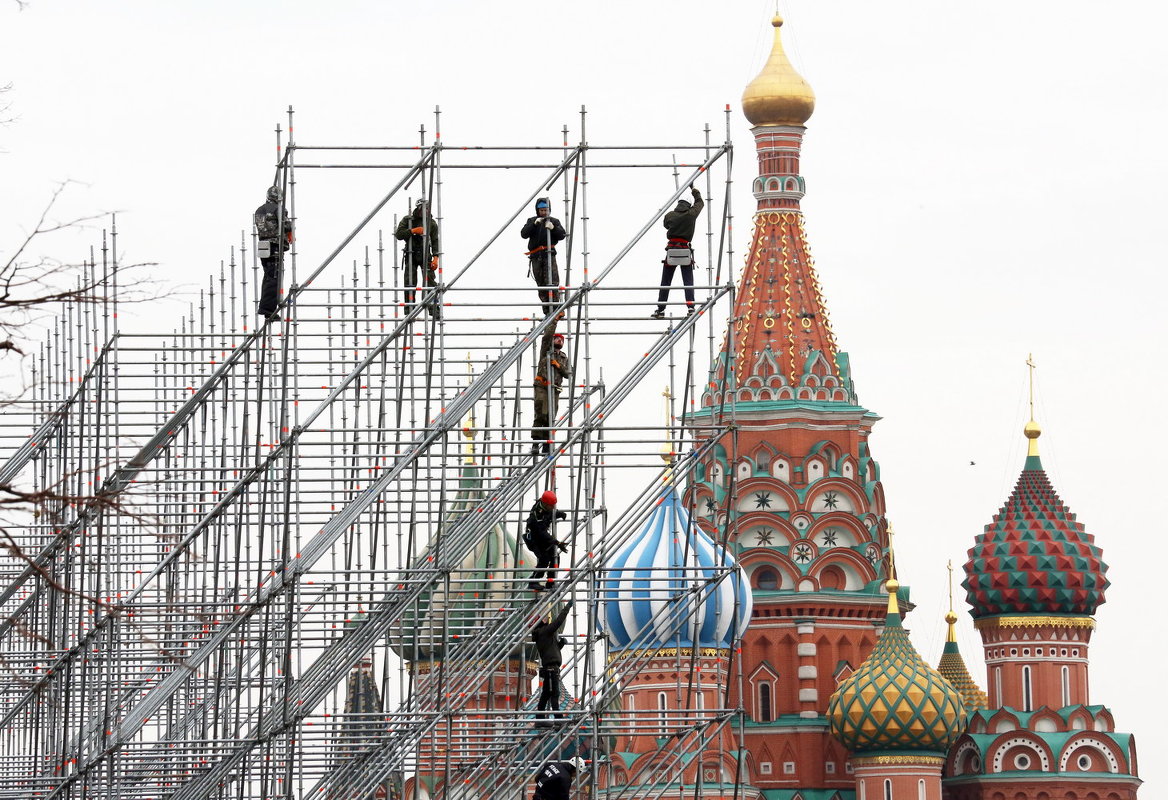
[558,637,567,648]
[410,226,424,235]
[543,220,554,230]
[556,540,568,553]
[555,510,567,521]
[430,256,438,268]
[691,187,701,198]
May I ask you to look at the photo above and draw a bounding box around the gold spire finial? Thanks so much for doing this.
[660,386,675,480]
[885,524,900,615]
[741,12,816,126]
[945,560,959,643]
[1024,353,1042,458]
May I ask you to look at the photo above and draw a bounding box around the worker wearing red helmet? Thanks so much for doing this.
[523,489,569,592]
[532,319,572,456]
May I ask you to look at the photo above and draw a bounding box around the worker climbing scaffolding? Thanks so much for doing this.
[524,490,568,592]
[521,197,567,316]
[531,316,572,456]
[533,757,586,800]
[531,603,572,724]
[394,199,441,318]
[254,184,293,320]
[651,183,703,319]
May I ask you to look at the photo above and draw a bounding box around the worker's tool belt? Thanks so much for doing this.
[664,238,693,266]
[258,240,273,259]
[526,245,555,258]
[534,375,562,391]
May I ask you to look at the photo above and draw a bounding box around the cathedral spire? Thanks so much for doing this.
[700,12,847,400]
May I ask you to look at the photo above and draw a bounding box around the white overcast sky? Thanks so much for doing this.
[2,0,1165,790]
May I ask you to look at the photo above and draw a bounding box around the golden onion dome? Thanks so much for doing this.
[742,15,816,127]
[828,584,968,754]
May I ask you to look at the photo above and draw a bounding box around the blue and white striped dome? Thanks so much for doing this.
[599,486,751,651]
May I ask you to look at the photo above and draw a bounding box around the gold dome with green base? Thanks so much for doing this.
[828,579,968,756]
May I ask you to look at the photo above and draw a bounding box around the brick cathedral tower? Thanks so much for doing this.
[943,403,1141,798]
[688,14,892,797]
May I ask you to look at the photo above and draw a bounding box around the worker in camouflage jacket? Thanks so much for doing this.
[394,200,441,318]
[531,318,572,455]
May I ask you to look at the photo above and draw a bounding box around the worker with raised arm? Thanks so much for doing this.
[651,184,703,320]
[394,199,441,318]
[523,490,568,592]
[254,185,294,320]
[533,757,586,800]
[531,604,572,723]
[531,318,572,456]
[521,197,567,316]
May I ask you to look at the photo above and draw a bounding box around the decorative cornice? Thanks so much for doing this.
[607,646,730,664]
[851,754,946,767]
[974,615,1095,631]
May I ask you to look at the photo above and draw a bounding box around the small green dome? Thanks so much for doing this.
[828,612,968,754]
[387,464,525,661]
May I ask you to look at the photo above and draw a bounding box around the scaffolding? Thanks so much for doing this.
[0,107,750,800]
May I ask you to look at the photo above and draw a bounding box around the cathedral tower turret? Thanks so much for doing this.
[945,366,1139,798]
[687,14,890,795]
[829,579,967,800]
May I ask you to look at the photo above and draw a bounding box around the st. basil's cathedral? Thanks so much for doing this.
[594,14,1140,800]
[339,14,1143,800]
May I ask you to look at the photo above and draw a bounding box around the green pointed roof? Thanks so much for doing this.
[937,640,988,713]
[387,463,523,661]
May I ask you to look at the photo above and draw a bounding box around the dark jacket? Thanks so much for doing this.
[534,761,575,800]
[521,215,567,255]
[394,212,440,264]
[254,201,293,250]
[524,501,567,549]
[535,328,572,392]
[531,604,571,667]
[663,190,704,242]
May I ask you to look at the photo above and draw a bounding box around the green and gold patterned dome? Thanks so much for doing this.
[828,580,968,754]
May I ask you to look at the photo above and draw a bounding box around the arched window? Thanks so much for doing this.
[919,778,926,800]
[884,779,893,800]
[756,567,779,591]
[658,691,668,734]
[1022,666,1033,712]
[994,666,1002,707]
[1062,666,1071,707]
[758,682,773,722]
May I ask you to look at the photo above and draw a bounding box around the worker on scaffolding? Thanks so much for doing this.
[650,184,703,320]
[254,185,293,320]
[531,603,572,724]
[531,320,572,456]
[534,757,586,800]
[394,199,441,318]
[521,197,567,316]
[524,490,568,592]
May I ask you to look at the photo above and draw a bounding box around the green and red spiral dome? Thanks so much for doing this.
[963,441,1108,618]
